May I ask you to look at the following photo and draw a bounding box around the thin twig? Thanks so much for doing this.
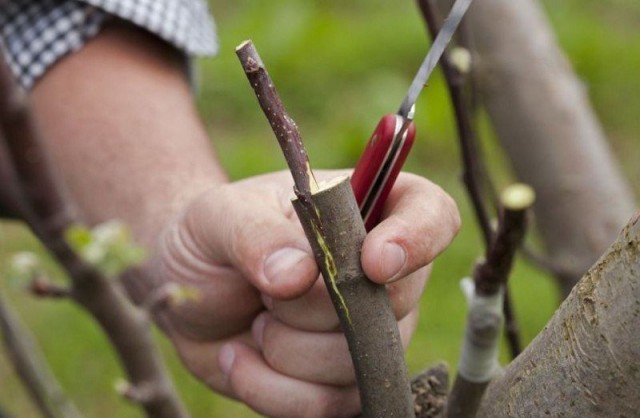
[0,292,82,418]
[447,184,534,418]
[0,136,24,219]
[0,57,188,418]
[29,276,72,299]
[416,0,492,247]
[235,40,318,198]
[416,0,523,358]
[474,187,533,295]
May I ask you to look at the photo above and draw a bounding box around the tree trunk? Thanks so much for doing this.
[477,211,640,416]
[446,0,636,296]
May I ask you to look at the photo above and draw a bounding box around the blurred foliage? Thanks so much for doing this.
[65,221,146,279]
[1,0,638,417]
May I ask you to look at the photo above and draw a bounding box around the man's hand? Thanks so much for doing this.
[30,22,460,417]
[155,170,460,418]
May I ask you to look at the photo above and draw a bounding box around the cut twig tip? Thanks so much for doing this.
[236,40,262,73]
[235,39,253,51]
[501,183,535,211]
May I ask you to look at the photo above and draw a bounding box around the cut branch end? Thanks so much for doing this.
[501,183,535,211]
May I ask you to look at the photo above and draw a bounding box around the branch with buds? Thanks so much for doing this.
[416,0,526,359]
[0,56,187,418]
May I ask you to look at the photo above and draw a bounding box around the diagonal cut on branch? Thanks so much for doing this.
[236,40,413,417]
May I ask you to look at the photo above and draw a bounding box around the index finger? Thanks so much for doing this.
[361,173,461,284]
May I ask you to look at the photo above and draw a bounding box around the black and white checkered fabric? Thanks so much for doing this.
[0,0,218,89]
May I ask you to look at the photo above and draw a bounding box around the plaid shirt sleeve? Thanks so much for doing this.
[0,0,219,90]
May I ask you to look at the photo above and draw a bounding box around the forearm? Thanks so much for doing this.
[30,22,226,248]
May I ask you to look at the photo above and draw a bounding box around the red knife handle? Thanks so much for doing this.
[351,114,416,231]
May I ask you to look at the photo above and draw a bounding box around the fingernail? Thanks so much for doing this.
[381,243,406,281]
[219,344,235,376]
[252,313,267,347]
[264,247,313,284]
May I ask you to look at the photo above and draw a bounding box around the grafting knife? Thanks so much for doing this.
[351,0,473,231]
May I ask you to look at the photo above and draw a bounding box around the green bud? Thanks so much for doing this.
[65,221,146,278]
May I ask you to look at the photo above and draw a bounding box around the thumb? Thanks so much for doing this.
[181,185,318,299]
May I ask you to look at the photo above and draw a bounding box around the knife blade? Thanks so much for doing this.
[351,0,473,231]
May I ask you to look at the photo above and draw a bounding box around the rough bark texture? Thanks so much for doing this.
[447,0,636,296]
[412,363,449,418]
[293,178,413,418]
[477,212,640,416]
[446,377,489,418]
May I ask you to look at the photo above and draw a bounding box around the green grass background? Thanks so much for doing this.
[1,0,639,416]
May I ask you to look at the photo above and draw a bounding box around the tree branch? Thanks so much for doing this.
[450,0,636,297]
[447,184,534,418]
[0,57,187,418]
[29,276,72,299]
[416,0,492,248]
[0,136,23,219]
[236,40,413,417]
[0,292,82,418]
[477,211,640,416]
[416,0,523,359]
[235,40,318,198]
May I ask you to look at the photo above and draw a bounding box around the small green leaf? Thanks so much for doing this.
[64,225,93,253]
[64,221,147,278]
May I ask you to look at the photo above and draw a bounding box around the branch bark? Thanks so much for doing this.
[477,211,640,416]
[236,40,413,417]
[292,178,413,417]
[412,363,449,418]
[446,0,636,296]
[0,136,23,219]
[416,0,523,358]
[0,57,187,418]
[0,293,82,418]
[416,0,492,248]
[447,185,533,418]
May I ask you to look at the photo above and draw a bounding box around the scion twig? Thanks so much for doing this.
[235,40,318,199]
[236,40,414,417]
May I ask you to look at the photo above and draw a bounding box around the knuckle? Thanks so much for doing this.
[310,389,350,418]
[387,268,427,319]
